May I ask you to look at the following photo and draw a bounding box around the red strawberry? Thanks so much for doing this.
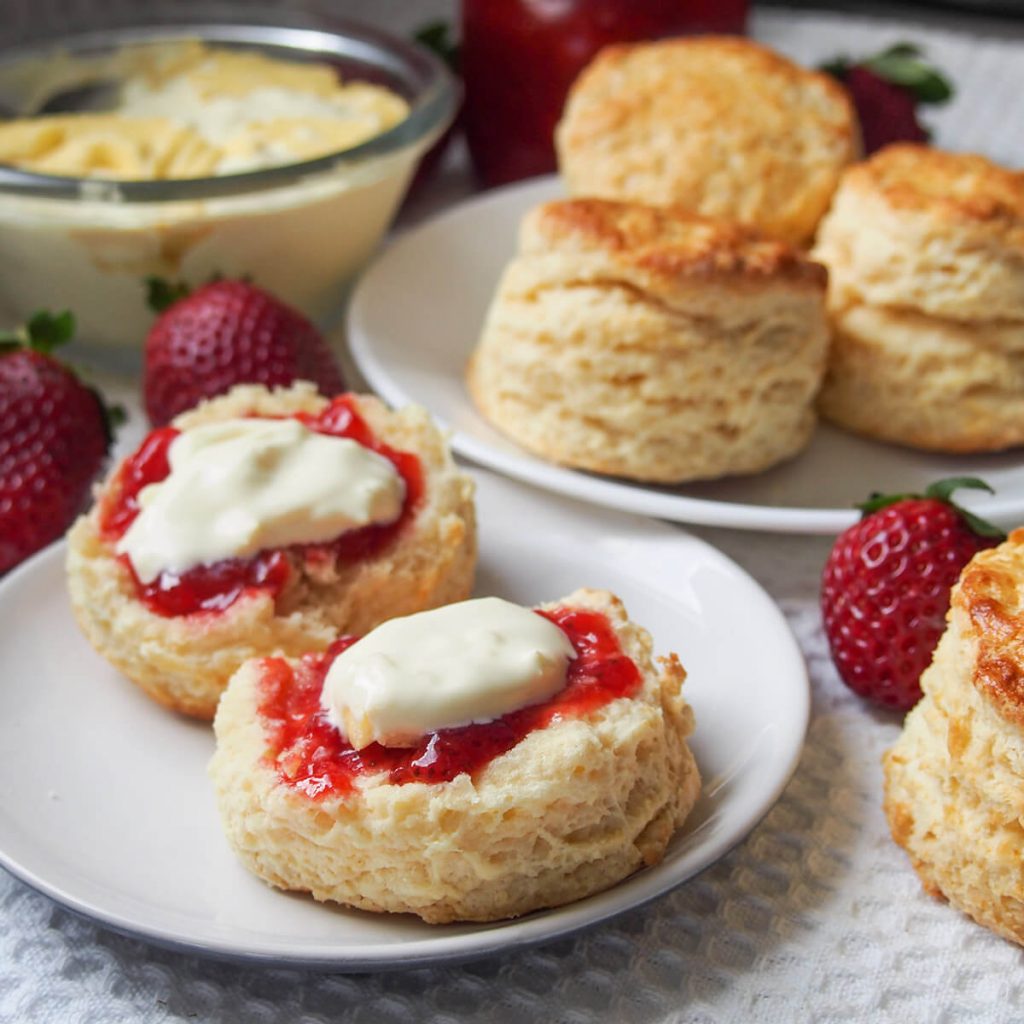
[0,311,117,574]
[821,478,1003,712]
[143,279,345,426]
[843,66,928,155]
[822,43,953,156]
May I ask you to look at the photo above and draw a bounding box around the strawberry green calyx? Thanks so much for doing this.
[145,276,192,315]
[0,309,76,355]
[856,477,1005,540]
[822,42,953,105]
[415,20,459,72]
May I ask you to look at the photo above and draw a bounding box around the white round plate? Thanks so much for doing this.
[349,176,1024,535]
[0,469,807,970]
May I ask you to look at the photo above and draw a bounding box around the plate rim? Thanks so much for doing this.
[0,484,808,970]
[349,174,1024,536]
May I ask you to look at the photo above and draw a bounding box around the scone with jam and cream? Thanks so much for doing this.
[209,589,700,924]
[66,383,476,719]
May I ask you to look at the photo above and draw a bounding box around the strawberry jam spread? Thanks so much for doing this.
[257,606,643,797]
[99,396,422,617]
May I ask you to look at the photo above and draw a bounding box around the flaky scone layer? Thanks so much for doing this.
[467,199,830,483]
[556,36,858,245]
[209,588,701,924]
[884,531,1024,945]
[66,383,476,719]
[817,302,1024,453]
[813,145,1024,452]
[814,144,1024,321]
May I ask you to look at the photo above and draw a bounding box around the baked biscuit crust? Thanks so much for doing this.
[818,304,1024,453]
[555,36,859,245]
[209,588,701,924]
[521,198,828,288]
[815,144,1024,322]
[883,531,1024,944]
[814,145,1024,451]
[66,383,476,719]
[467,198,830,483]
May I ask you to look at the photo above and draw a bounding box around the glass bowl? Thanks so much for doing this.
[0,2,458,351]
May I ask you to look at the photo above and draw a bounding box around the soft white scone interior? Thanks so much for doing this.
[555,36,858,245]
[66,382,476,720]
[467,198,830,484]
[884,530,1024,945]
[209,588,701,924]
[813,144,1024,452]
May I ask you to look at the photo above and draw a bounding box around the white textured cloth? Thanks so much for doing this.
[5,7,1024,1023]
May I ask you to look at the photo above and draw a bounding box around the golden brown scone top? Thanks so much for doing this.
[522,198,828,288]
[555,36,858,245]
[956,529,1024,727]
[844,144,1024,241]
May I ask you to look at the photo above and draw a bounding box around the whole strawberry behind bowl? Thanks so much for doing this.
[821,478,1005,713]
[143,278,346,427]
[0,312,119,575]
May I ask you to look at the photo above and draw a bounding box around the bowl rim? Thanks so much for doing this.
[0,15,459,203]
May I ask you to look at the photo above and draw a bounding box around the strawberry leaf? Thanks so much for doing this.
[145,276,191,315]
[857,491,918,516]
[956,507,1006,540]
[862,43,953,104]
[820,56,851,79]
[858,477,1005,540]
[25,310,75,353]
[821,42,953,105]
[923,476,994,503]
[924,477,1004,538]
[415,20,460,72]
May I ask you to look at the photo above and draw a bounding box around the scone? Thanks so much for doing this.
[555,36,859,246]
[466,198,830,484]
[883,530,1024,945]
[813,144,1024,452]
[209,588,701,923]
[66,382,476,719]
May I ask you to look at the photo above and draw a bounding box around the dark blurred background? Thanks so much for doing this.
[1,0,1023,50]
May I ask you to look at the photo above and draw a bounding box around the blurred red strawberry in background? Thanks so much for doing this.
[0,311,119,574]
[143,278,345,427]
[822,43,953,154]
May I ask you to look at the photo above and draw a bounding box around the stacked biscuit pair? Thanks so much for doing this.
[468,36,855,484]
[814,145,1024,452]
[469,36,1024,483]
[66,383,700,923]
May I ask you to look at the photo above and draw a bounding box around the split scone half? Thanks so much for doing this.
[467,198,830,484]
[209,588,700,924]
[66,382,476,720]
[884,530,1024,945]
[556,36,859,246]
[813,144,1024,452]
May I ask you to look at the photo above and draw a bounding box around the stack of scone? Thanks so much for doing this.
[884,530,1024,944]
[468,36,858,485]
[813,144,1024,452]
[556,36,859,246]
[467,198,830,483]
